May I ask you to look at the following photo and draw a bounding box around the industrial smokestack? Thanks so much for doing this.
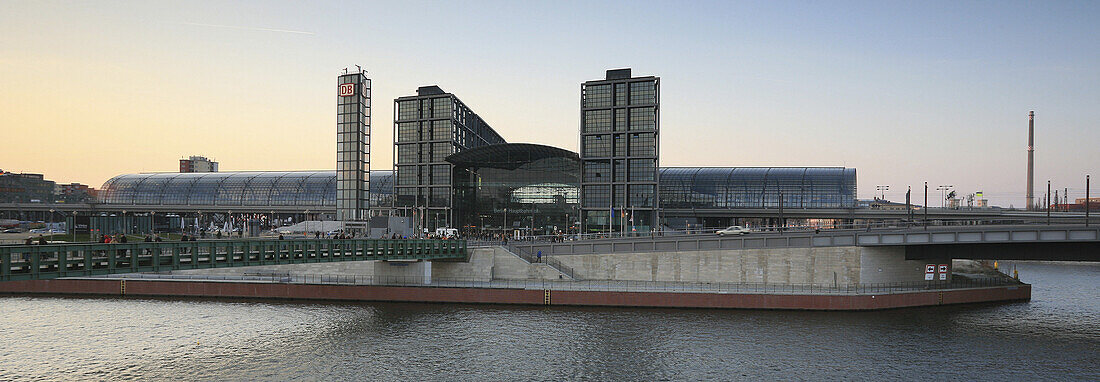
[1027,111,1035,210]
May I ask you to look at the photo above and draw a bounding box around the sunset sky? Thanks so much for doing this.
[2,1,1098,207]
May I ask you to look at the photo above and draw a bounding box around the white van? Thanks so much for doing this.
[435,228,458,238]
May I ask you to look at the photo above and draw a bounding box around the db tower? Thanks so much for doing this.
[336,68,371,224]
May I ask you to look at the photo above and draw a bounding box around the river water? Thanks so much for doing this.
[0,261,1097,381]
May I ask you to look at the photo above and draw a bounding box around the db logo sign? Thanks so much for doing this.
[339,83,355,97]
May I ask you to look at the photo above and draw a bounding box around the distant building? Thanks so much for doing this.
[55,183,97,203]
[0,170,55,203]
[179,156,219,173]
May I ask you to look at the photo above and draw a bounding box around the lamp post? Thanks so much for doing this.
[1047,180,1051,225]
[924,182,928,229]
[876,185,889,200]
[1086,175,1090,227]
[72,211,77,242]
[906,186,912,226]
[936,185,953,208]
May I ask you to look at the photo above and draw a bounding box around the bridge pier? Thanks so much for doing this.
[374,260,432,284]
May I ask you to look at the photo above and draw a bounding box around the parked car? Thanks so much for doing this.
[716,226,751,236]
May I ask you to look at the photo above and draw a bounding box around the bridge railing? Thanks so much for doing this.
[0,239,467,282]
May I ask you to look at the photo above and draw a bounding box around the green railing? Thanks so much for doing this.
[0,239,467,282]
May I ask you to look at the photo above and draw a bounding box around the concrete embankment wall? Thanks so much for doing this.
[167,245,943,285]
[0,279,1031,311]
[550,246,947,285]
[170,247,567,281]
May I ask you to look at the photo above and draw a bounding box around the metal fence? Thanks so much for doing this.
[1,239,467,282]
[509,224,1100,257]
[94,272,1022,295]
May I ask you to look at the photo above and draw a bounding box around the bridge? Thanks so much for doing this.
[0,239,467,282]
[4,202,1098,225]
[512,224,1100,262]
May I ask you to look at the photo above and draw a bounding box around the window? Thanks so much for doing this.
[613,184,626,207]
[629,107,655,130]
[396,144,417,164]
[614,134,627,157]
[582,135,611,157]
[397,122,418,142]
[629,159,655,181]
[432,120,452,141]
[613,159,626,182]
[431,165,451,185]
[584,161,610,182]
[429,187,450,207]
[432,97,452,118]
[628,185,655,207]
[583,185,610,208]
[614,109,626,131]
[629,81,656,105]
[614,83,626,106]
[584,84,612,108]
[397,166,417,185]
[397,100,418,121]
[583,110,612,133]
[431,142,453,162]
[629,133,656,156]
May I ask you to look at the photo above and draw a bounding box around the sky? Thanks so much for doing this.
[1,0,1098,208]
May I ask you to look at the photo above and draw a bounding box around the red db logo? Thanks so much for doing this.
[339,83,355,97]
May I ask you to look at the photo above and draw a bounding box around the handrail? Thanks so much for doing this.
[0,239,467,282]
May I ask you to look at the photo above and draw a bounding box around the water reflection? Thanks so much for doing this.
[0,261,1096,380]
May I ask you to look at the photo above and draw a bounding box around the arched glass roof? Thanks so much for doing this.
[446,143,580,170]
[658,167,857,209]
[99,171,394,207]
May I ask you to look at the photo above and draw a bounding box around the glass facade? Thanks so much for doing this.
[393,86,506,229]
[99,171,395,209]
[448,144,580,236]
[336,71,370,221]
[96,166,855,230]
[658,167,857,209]
[580,69,660,233]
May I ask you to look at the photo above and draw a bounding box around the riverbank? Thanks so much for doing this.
[0,278,1030,310]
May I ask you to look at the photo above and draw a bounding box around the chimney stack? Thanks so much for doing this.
[1027,111,1035,210]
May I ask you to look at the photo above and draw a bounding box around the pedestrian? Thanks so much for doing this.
[537,250,542,263]
[278,234,285,240]
[119,235,128,244]
[37,235,46,245]
[24,237,33,246]
[216,231,222,239]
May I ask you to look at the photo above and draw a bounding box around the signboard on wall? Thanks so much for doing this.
[339,83,355,97]
[925,264,935,281]
[938,264,949,280]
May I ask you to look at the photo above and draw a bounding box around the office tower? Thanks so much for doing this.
[580,68,660,233]
[393,86,505,230]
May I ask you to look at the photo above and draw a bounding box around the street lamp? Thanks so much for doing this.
[936,185,954,208]
[875,185,889,200]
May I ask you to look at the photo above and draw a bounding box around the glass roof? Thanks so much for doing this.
[99,171,394,206]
